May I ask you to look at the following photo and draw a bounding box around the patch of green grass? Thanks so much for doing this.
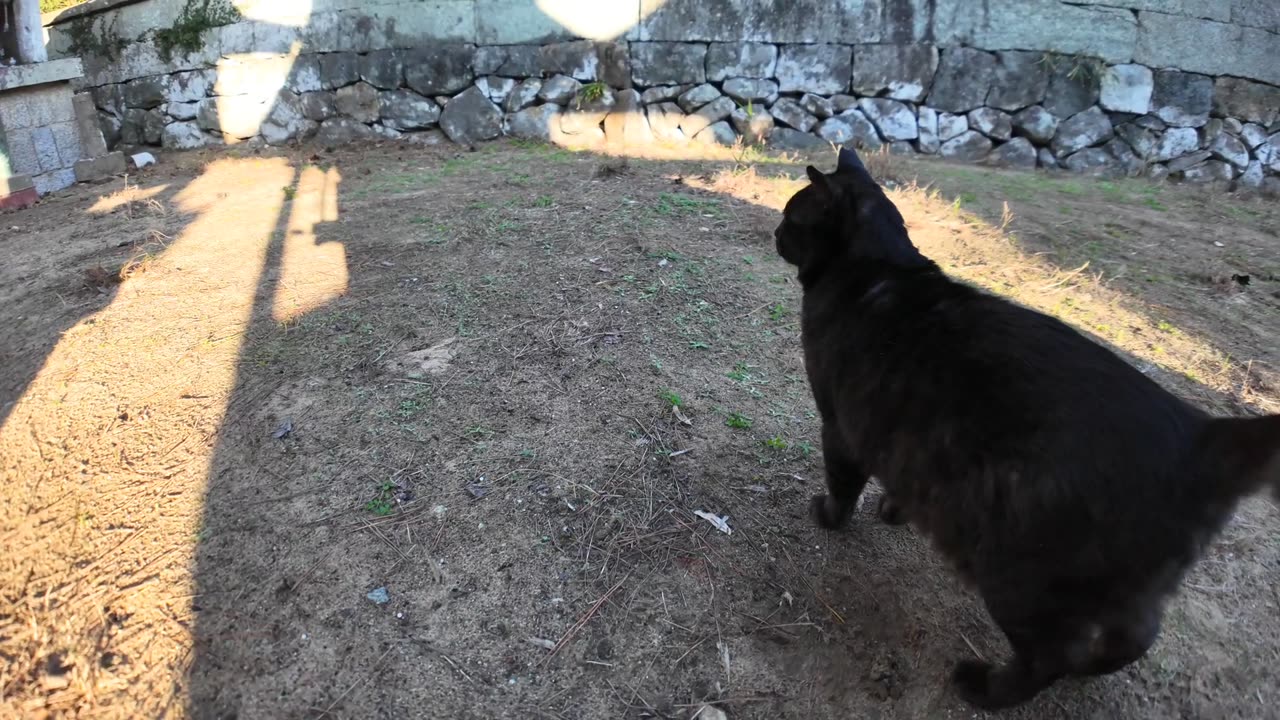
[769,303,787,321]
[688,340,710,350]
[796,441,814,456]
[282,185,296,201]
[364,481,398,516]
[725,412,753,430]
[727,362,753,382]
[763,435,788,451]
[1143,197,1168,212]
[154,0,241,63]
[576,81,608,106]
[1157,320,1178,334]
[655,192,720,217]
[532,195,554,208]
[659,389,684,407]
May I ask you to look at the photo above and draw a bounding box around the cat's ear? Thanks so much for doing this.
[805,165,834,201]
[836,146,865,174]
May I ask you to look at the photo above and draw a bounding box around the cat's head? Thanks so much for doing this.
[774,147,926,278]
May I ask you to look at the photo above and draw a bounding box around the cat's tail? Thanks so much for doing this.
[1195,414,1280,501]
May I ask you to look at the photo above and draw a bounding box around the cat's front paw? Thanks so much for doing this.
[810,494,847,530]
[951,660,997,710]
[877,494,907,525]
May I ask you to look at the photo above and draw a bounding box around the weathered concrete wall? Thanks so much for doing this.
[42,0,1280,187]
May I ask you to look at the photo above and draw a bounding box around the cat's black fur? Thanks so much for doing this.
[776,147,1280,711]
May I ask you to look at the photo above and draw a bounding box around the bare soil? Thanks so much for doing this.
[2,140,1277,720]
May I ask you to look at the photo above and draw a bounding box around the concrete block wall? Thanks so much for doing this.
[43,0,1280,187]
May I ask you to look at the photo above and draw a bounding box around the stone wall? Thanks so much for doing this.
[43,0,1280,188]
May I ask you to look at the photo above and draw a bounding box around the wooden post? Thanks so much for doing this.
[14,0,47,64]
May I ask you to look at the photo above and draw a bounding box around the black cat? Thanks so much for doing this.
[776,147,1280,710]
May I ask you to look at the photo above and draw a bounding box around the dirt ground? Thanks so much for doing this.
[1,138,1277,720]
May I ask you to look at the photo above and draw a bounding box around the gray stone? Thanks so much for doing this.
[1104,137,1145,176]
[647,102,687,142]
[937,112,968,142]
[1153,126,1201,162]
[1265,177,1280,197]
[641,86,686,104]
[730,107,774,143]
[286,55,323,94]
[167,70,214,103]
[1012,106,1059,145]
[1238,160,1264,188]
[940,130,993,161]
[98,113,121,149]
[631,42,706,86]
[439,87,503,145]
[315,117,379,145]
[1038,147,1060,169]
[917,106,940,153]
[165,102,200,121]
[770,98,817,132]
[987,137,1038,169]
[1133,114,1166,131]
[1181,160,1234,183]
[538,75,581,105]
[968,108,1013,141]
[335,82,380,124]
[799,94,834,120]
[1147,163,1171,181]
[889,141,916,156]
[859,98,917,141]
[680,96,735,138]
[319,53,360,90]
[1134,11,1279,87]
[1198,118,1224,148]
[1150,70,1212,128]
[402,130,448,146]
[161,121,209,150]
[851,44,938,103]
[1167,150,1212,172]
[707,42,777,81]
[379,90,441,131]
[816,111,880,149]
[1240,123,1269,149]
[33,169,77,195]
[603,89,654,147]
[1212,77,1280,127]
[677,84,722,113]
[474,45,542,77]
[505,104,562,140]
[73,152,127,183]
[262,92,316,145]
[928,47,998,114]
[91,85,125,119]
[477,76,517,105]
[47,121,80,167]
[1222,117,1244,135]
[359,50,404,90]
[694,120,737,146]
[370,125,403,141]
[722,78,778,106]
[1099,64,1154,115]
[1116,123,1158,160]
[504,79,542,112]
[405,45,476,96]
[301,92,337,122]
[1043,60,1101,119]
[1209,133,1250,169]
[596,42,632,89]
[1050,106,1113,156]
[538,40,599,81]
[120,109,146,147]
[123,78,165,110]
[775,44,852,95]
[830,95,859,113]
[987,51,1049,112]
[563,88,616,134]
[932,1,1137,63]
[140,111,163,146]
[769,127,827,151]
[1063,147,1118,176]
